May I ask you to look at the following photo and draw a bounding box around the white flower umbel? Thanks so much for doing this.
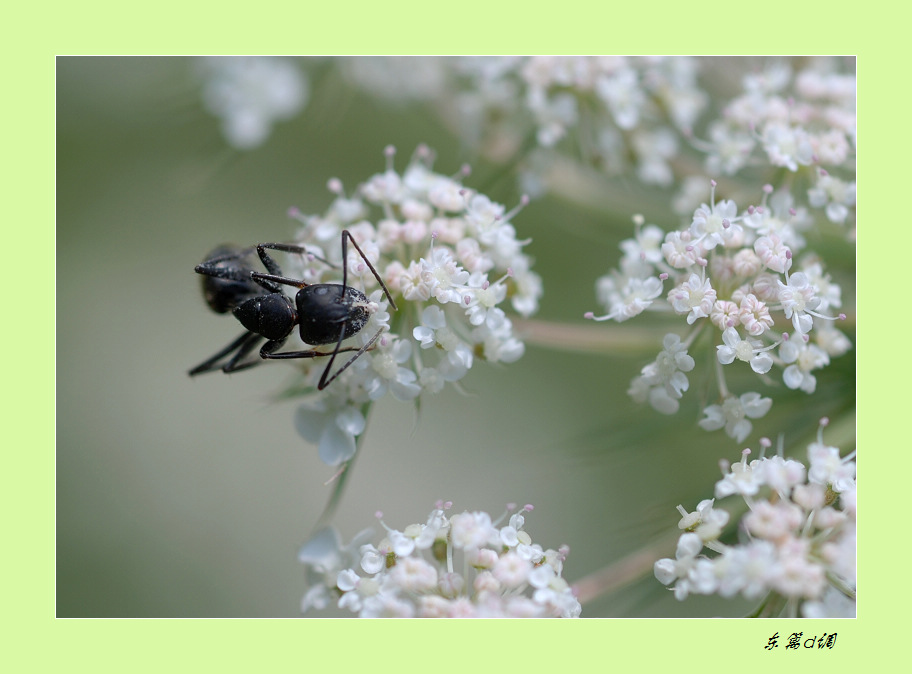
[588,180,849,445]
[274,146,540,465]
[334,56,706,195]
[654,421,856,618]
[196,56,309,150]
[696,58,855,235]
[299,502,581,618]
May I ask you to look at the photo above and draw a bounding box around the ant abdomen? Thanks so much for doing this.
[234,293,297,341]
[199,245,261,314]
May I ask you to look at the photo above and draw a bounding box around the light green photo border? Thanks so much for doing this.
[11,2,887,670]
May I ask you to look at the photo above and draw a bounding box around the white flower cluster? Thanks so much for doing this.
[509,56,706,187]
[299,502,581,618]
[334,56,706,193]
[654,424,856,618]
[284,146,540,465]
[590,181,851,443]
[196,56,309,150]
[698,58,855,229]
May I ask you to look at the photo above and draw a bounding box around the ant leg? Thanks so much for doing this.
[341,230,397,311]
[250,271,308,291]
[195,252,255,283]
[222,332,269,373]
[189,331,262,376]
[195,248,283,294]
[259,341,364,361]
[256,243,337,274]
[317,328,383,391]
[317,327,385,390]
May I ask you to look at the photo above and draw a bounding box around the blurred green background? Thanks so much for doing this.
[56,56,855,617]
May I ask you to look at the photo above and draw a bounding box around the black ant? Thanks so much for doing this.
[189,230,397,390]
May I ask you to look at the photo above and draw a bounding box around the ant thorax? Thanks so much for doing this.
[296,284,371,346]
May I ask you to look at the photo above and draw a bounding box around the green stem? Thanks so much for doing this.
[513,318,666,355]
[572,530,680,605]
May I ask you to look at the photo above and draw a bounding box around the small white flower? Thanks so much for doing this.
[801,261,842,312]
[769,538,826,599]
[738,294,774,336]
[592,275,664,322]
[716,327,774,374]
[492,552,532,588]
[715,540,779,599]
[595,67,645,130]
[359,543,389,575]
[700,393,772,443]
[714,449,764,498]
[620,223,665,265]
[808,442,856,492]
[632,128,678,185]
[661,230,701,268]
[464,273,509,326]
[197,56,308,150]
[710,299,741,330]
[298,525,374,613]
[814,324,852,357]
[364,338,421,402]
[704,121,756,175]
[668,274,716,324]
[676,499,729,542]
[808,173,855,224]
[690,198,742,250]
[780,340,829,393]
[778,272,821,335]
[389,557,438,593]
[632,334,695,414]
[754,233,792,274]
[295,401,365,466]
[744,501,804,541]
[654,532,704,600]
[762,123,814,171]
[473,309,525,363]
[449,511,500,550]
[755,455,807,495]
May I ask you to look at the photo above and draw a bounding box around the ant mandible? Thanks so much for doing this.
[189,230,397,390]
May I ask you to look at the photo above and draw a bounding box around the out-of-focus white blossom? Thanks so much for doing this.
[196,56,308,149]
[334,56,707,193]
[698,58,855,232]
